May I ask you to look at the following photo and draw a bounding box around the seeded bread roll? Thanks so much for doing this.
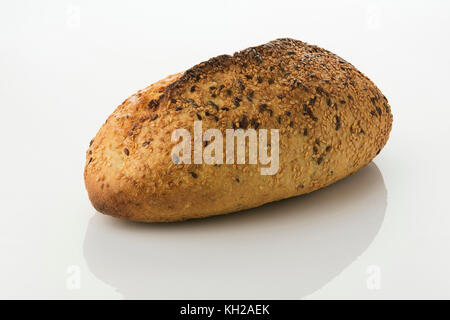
[84,38,392,222]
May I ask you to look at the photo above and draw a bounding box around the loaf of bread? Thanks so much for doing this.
[84,38,392,222]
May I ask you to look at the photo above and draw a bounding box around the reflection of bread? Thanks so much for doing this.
[84,38,392,222]
[83,164,387,299]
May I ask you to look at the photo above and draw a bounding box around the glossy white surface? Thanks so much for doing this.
[1,0,449,299]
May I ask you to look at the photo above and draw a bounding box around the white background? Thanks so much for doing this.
[1,0,449,299]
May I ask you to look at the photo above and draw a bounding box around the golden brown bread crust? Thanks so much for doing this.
[84,38,392,222]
